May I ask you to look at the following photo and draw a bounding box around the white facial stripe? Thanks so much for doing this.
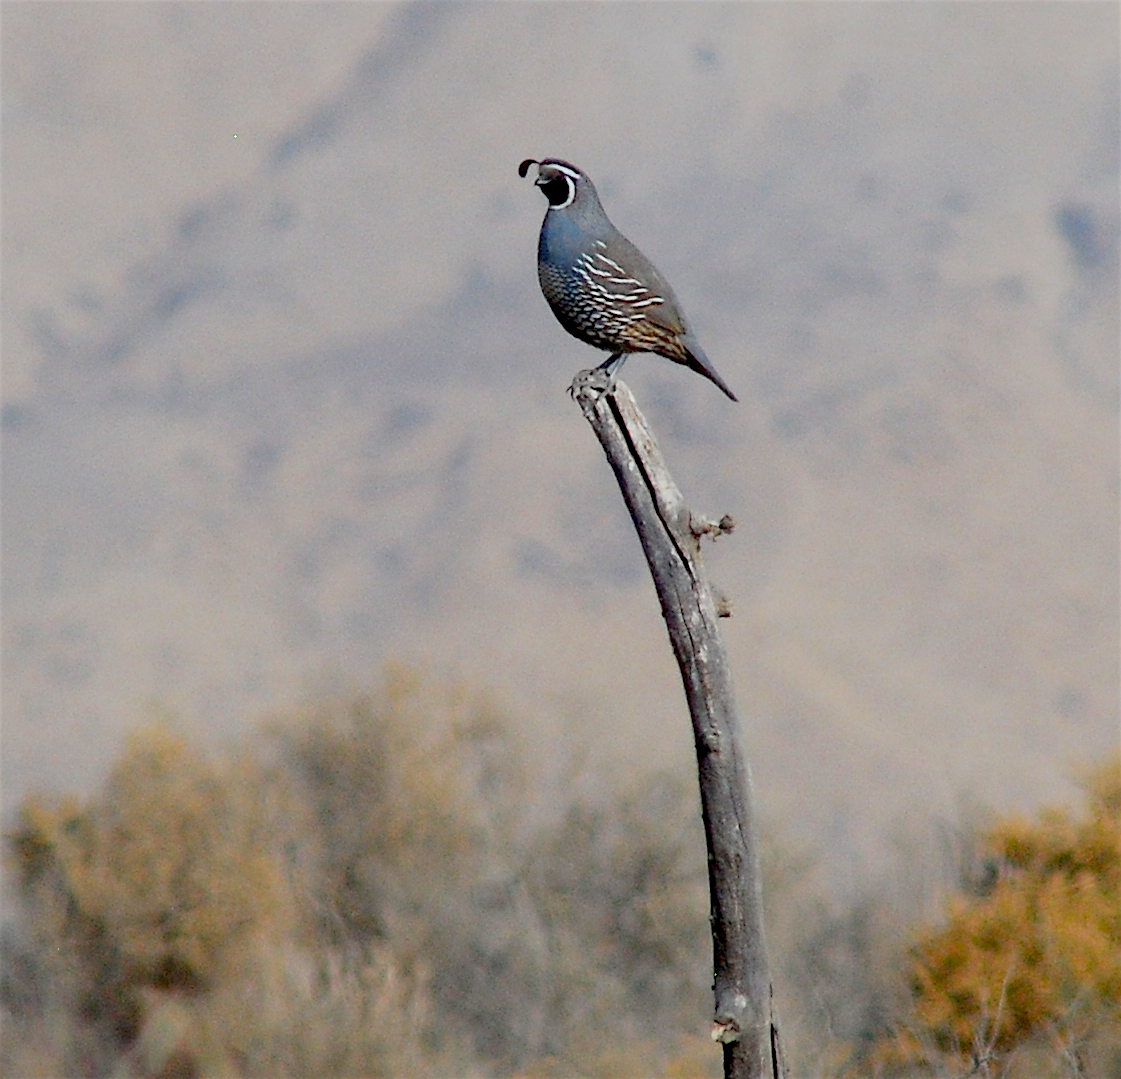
[550,164,583,182]
[545,174,576,210]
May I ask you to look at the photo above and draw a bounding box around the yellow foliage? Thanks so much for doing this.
[881,754,1121,1073]
[8,726,283,1001]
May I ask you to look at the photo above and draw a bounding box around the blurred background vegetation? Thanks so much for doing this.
[3,667,1118,1079]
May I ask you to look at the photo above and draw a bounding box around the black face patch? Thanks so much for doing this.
[541,174,574,207]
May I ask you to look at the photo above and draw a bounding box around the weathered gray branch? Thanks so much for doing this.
[569,370,782,1079]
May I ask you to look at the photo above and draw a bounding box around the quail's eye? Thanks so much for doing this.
[541,174,575,208]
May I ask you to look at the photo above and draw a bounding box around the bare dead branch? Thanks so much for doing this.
[569,371,781,1079]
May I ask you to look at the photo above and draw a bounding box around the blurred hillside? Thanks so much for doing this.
[2,2,1118,889]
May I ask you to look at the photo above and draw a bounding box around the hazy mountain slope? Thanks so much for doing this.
[3,2,1117,885]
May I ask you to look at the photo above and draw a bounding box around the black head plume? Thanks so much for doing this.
[520,159,585,209]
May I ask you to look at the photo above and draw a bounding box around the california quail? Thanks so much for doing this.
[518,158,737,402]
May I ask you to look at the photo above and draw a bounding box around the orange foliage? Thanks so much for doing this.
[882,756,1121,1074]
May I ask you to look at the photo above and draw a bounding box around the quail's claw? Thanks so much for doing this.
[568,367,616,400]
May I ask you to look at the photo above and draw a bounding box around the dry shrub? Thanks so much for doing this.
[207,942,447,1079]
[7,726,283,1066]
[875,755,1121,1078]
[3,703,459,1078]
[24,670,1112,1078]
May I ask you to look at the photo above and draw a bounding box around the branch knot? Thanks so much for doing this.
[691,513,736,540]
